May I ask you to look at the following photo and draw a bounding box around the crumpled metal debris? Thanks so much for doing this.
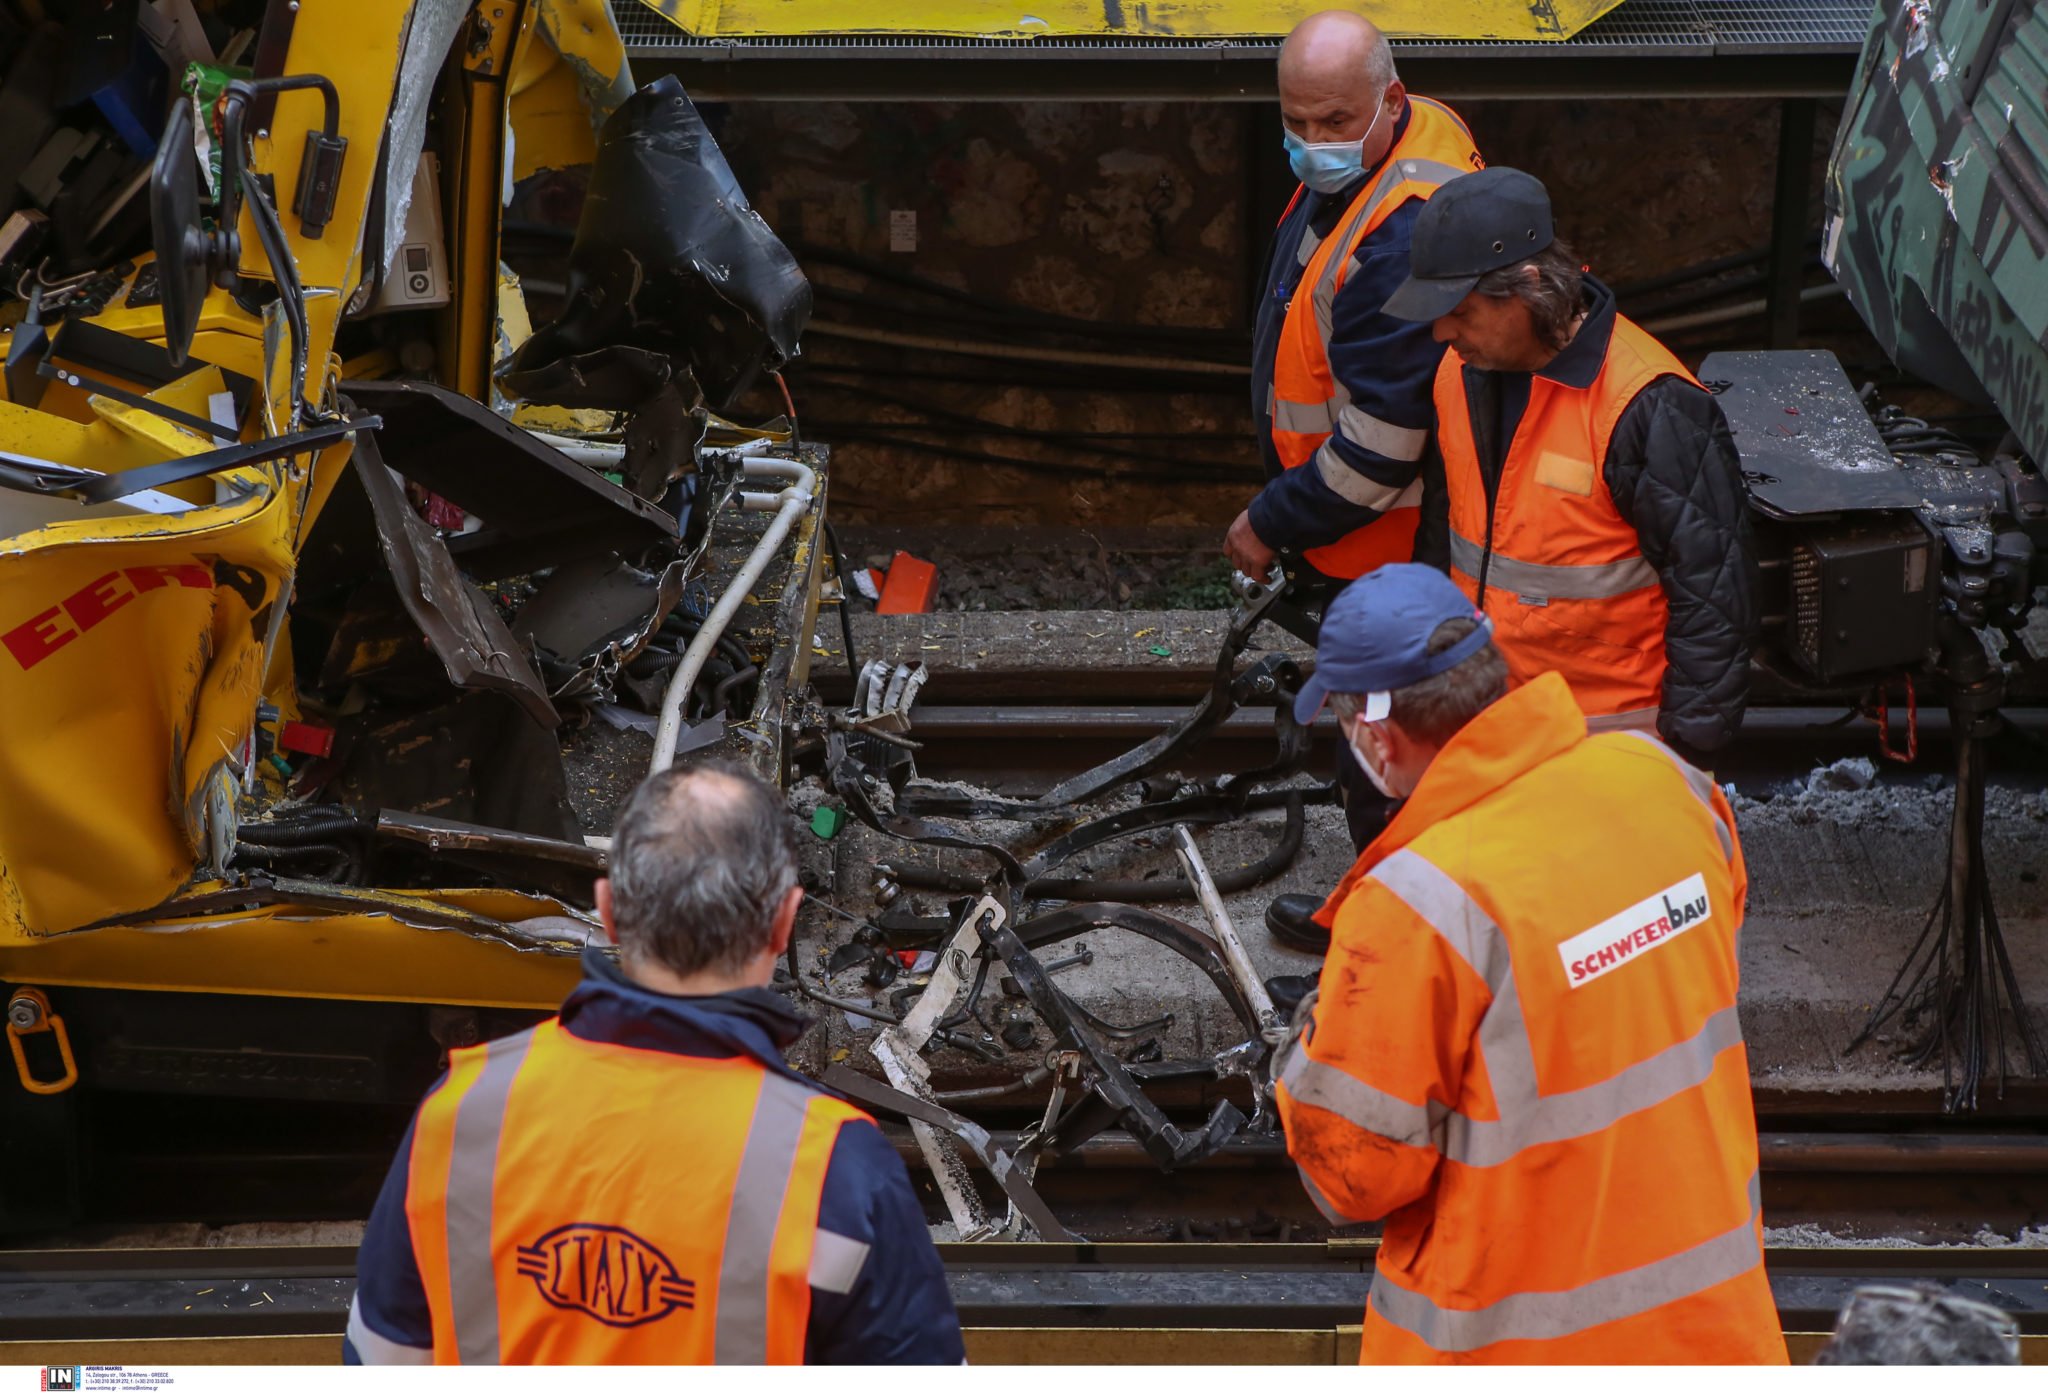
[502,74,810,415]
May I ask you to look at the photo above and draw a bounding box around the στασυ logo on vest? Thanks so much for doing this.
[516,1223,697,1327]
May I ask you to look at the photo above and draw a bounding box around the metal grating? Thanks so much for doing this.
[1693,0,1870,51]
[1397,0,1711,53]
[612,0,1865,56]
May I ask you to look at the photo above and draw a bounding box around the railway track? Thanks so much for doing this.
[3,1239,2043,1364]
[900,701,2048,790]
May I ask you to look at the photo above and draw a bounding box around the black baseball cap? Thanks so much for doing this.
[1381,167,1555,322]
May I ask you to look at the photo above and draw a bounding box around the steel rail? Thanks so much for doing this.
[5,1240,2044,1350]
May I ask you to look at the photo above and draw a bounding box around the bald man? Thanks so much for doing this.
[1230,13,1483,899]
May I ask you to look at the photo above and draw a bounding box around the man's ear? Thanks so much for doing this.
[595,878,620,945]
[1384,78,1407,113]
[1362,718,1400,767]
[767,883,803,959]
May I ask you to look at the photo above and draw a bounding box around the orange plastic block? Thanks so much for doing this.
[875,551,939,615]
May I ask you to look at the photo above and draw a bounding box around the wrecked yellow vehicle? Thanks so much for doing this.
[0,0,821,1228]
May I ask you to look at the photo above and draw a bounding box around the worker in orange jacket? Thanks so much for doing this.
[1274,564,1786,1365]
[1381,167,1758,758]
[347,760,963,1365]
[1230,11,1484,912]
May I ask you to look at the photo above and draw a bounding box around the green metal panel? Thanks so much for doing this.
[1824,0,2048,463]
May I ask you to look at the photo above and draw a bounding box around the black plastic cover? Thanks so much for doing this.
[503,74,809,413]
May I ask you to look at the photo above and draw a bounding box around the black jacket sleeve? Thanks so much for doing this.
[1603,377,1759,754]
[1411,444,1449,574]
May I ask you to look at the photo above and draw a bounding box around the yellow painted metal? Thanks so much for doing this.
[88,366,232,459]
[441,1,527,401]
[0,1337,344,1365]
[232,1,418,360]
[4,987,78,1094]
[0,0,627,1007]
[81,265,269,378]
[634,0,1627,43]
[508,0,636,178]
[511,402,619,433]
[0,400,163,476]
[0,475,299,939]
[0,889,588,1008]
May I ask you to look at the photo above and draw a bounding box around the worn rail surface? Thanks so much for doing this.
[3,1240,2044,1364]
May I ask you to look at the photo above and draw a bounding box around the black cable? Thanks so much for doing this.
[792,240,1247,353]
[823,429,1251,486]
[796,371,1257,449]
[793,357,1244,396]
[823,519,861,673]
[812,417,1242,474]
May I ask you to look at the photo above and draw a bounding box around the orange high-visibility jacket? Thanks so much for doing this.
[1277,672,1786,1364]
[1436,313,1700,730]
[1269,97,1482,580]
[404,1019,869,1364]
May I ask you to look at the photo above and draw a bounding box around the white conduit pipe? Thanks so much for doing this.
[649,457,817,773]
[528,431,628,468]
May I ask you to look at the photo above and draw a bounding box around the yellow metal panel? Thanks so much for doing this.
[88,366,232,458]
[443,1,529,400]
[234,0,419,368]
[84,262,267,363]
[0,1336,343,1366]
[635,0,1626,42]
[0,486,293,939]
[0,893,588,1007]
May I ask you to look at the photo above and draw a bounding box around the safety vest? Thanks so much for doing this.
[1278,673,1785,1364]
[405,1019,869,1364]
[1437,313,1699,728]
[1269,96,1481,580]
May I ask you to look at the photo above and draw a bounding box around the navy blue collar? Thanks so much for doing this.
[1534,273,1616,390]
[558,947,814,1084]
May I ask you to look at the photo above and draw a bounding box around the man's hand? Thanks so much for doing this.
[1225,510,1278,579]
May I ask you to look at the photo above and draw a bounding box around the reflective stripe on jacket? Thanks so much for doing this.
[1277,672,1786,1364]
[1269,96,1481,579]
[1437,313,1699,723]
[404,1018,869,1364]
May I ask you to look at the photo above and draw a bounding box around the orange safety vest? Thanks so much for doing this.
[1269,96,1482,580]
[1437,313,1699,729]
[1277,672,1786,1365]
[405,1019,869,1364]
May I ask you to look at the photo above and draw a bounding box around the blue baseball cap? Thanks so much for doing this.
[1293,564,1495,726]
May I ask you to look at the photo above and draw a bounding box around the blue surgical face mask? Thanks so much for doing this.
[1283,97,1388,195]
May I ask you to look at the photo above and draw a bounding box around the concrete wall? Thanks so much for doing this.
[701,97,1840,529]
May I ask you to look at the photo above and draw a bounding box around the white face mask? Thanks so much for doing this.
[1349,727,1400,799]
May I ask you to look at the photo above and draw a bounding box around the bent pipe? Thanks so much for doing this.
[1023,792,1308,905]
[1013,902,1261,1041]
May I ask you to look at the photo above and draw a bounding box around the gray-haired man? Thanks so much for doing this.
[348,761,963,1364]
